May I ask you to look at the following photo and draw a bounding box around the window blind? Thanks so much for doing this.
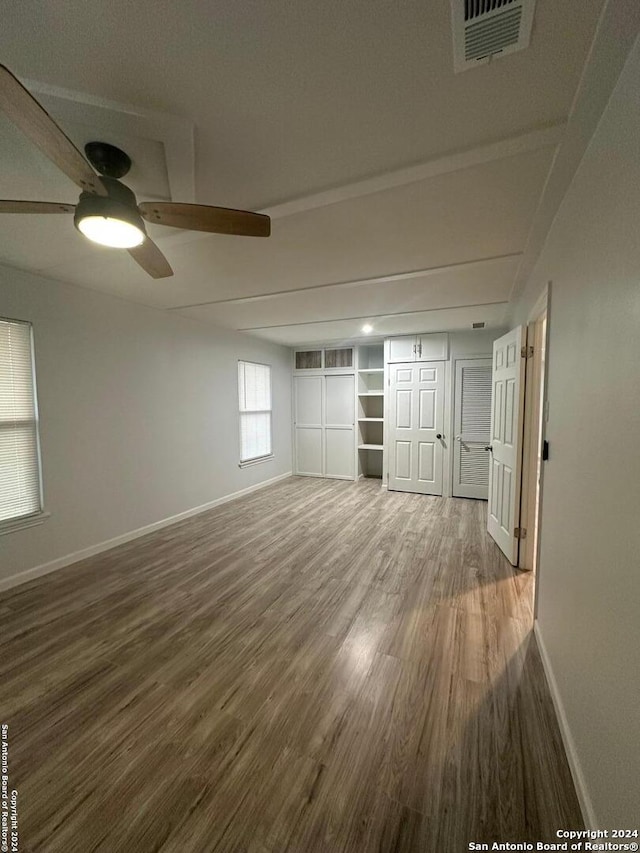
[0,318,43,523]
[238,361,272,463]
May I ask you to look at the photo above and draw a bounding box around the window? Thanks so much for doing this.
[238,361,272,465]
[0,317,44,531]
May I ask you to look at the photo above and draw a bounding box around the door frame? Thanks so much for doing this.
[519,285,551,606]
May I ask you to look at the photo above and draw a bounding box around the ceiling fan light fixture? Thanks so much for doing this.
[77,215,145,248]
[74,179,146,249]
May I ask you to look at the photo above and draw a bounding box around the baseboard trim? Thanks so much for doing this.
[0,472,292,594]
[534,620,597,830]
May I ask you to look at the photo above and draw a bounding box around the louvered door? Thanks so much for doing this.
[453,358,492,499]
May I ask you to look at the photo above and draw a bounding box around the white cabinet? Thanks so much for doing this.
[387,333,448,362]
[294,373,355,480]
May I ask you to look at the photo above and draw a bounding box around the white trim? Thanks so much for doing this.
[0,472,292,593]
[0,510,50,536]
[528,283,549,322]
[534,621,598,830]
[238,454,274,468]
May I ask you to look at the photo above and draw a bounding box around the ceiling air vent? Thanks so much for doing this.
[472,322,485,329]
[451,0,536,73]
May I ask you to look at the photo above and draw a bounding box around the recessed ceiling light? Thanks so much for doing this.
[362,324,373,334]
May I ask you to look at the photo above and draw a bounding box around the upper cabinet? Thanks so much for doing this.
[295,349,323,370]
[325,347,353,369]
[387,333,449,362]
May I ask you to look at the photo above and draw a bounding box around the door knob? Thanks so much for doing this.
[436,433,443,440]
[484,445,493,452]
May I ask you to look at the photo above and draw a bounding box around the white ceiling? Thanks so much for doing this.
[0,0,606,345]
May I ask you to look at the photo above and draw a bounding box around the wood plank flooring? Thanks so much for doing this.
[0,477,583,852]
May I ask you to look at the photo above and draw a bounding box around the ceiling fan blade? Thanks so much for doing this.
[128,236,173,279]
[0,199,75,214]
[139,202,271,237]
[0,64,106,197]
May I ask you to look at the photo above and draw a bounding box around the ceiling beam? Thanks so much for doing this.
[262,124,565,222]
[150,124,565,253]
[168,252,522,310]
[237,300,510,332]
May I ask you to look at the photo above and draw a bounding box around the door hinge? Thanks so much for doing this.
[514,527,527,539]
[521,345,534,359]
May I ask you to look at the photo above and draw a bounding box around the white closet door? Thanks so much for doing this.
[294,375,323,476]
[453,358,492,500]
[325,374,355,479]
[487,327,526,564]
[388,362,444,495]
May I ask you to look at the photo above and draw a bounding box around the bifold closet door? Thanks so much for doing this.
[324,374,355,479]
[294,375,323,476]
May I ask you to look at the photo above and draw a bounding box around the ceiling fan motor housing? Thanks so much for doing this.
[74,177,146,237]
[84,141,132,179]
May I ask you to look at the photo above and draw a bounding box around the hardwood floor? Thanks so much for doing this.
[1,477,583,852]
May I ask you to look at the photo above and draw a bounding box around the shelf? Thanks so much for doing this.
[358,391,384,397]
[358,444,384,451]
[358,368,384,374]
[358,417,383,422]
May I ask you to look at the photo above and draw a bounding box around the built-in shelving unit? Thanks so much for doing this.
[356,343,385,479]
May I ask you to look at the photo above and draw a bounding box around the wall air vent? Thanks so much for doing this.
[451,0,536,73]
[472,322,485,329]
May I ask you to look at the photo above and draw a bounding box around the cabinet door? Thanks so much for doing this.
[295,350,322,370]
[416,333,448,361]
[388,336,417,362]
[325,374,355,479]
[294,376,323,476]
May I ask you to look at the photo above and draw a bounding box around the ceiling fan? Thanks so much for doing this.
[0,64,271,279]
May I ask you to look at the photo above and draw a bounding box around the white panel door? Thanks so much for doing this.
[388,362,444,495]
[487,327,526,564]
[294,375,323,476]
[453,358,492,500]
[325,374,355,479]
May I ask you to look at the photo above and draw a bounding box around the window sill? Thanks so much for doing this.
[0,510,50,537]
[239,454,274,469]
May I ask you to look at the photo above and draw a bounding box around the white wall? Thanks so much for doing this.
[512,37,640,827]
[0,265,292,586]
